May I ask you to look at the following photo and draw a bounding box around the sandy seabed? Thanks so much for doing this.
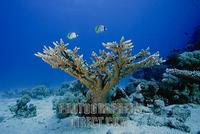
[0,96,200,134]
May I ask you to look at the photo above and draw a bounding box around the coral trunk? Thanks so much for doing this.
[93,90,109,103]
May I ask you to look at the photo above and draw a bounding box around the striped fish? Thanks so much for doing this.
[95,25,107,33]
[67,32,79,40]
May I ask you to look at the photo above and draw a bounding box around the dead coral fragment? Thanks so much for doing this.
[35,37,164,102]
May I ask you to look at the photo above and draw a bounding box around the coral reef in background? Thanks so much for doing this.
[161,68,200,104]
[31,85,50,99]
[161,49,200,104]
[53,80,88,96]
[125,79,160,105]
[167,25,200,63]
[35,37,164,103]
[167,26,200,67]
[131,65,167,81]
[17,85,50,99]
[9,95,37,118]
[167,50,200,70]
[164,68,200,83]
[2,90,17,98]
[128,27,200,105]
[128,51,200,105]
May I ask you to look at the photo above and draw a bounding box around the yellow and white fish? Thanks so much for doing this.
[95,25,107,33]
[67,32,79,40]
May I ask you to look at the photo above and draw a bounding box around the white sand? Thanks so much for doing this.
[0,97,200,134]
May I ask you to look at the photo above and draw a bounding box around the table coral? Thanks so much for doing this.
[35,37,164,102]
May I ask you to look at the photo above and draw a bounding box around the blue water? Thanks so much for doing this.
[1,0,200,90]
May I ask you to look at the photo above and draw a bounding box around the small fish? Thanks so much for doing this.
[67,32,78,40]
[95,25,107,33]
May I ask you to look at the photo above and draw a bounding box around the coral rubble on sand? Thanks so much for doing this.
[9,95,37,118]
[129,104,191,133]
